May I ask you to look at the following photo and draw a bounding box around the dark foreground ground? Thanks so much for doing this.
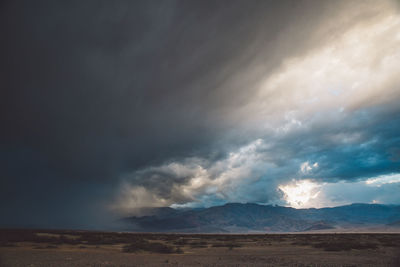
[1,229,400,267]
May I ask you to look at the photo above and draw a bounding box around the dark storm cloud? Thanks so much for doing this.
[1,0,399,225]
[271,105,400,181]
[0,0,364,179]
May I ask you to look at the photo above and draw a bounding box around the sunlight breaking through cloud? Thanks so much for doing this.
[278,180,321,208]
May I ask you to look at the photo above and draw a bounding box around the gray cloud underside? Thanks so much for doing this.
[1,0,399,226]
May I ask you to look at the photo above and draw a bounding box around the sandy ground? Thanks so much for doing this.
[1,231,400,267]
[1,244,400,267]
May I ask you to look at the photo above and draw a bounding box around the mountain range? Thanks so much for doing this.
[120,203,400,233]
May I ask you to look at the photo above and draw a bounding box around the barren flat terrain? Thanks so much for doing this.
[1,229,400,267]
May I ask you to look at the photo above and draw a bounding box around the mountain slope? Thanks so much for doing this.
[121,203,400,233]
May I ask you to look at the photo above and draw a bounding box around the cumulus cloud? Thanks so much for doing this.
[300,162,319,174]
[112,139,284,214]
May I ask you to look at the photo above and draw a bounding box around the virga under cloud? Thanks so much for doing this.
[1,0,399,227]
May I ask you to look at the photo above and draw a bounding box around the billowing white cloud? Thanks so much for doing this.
[300,161,319,174]
[113,139,283,213]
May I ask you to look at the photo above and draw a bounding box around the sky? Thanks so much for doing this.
[1,0,400,228]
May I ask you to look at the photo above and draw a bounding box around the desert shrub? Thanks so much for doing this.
[146,242,176,253]
[33,245,58,249]
[189,241,208,248]
[291,241,310,246]
[175,246,183,253]
[160,235,180,242]
[0,229,85,245]
[78,232,131,245]
[313,241,378,251]
[173,238,188,246]
[122,239,181,254]
[0,230,59,244]
[212,242,242,248]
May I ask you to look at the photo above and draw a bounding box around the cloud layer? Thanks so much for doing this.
[1,0,400,226]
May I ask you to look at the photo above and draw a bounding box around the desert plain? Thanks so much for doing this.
[1,229,400,267]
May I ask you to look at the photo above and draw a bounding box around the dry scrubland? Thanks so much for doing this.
[1,229,400,266]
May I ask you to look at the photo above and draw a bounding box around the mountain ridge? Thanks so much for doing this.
[120,203,400,233]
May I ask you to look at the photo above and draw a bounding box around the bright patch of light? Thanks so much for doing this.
[365,173,400,186]
[254,12,400,132]
[279,180,321,208]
